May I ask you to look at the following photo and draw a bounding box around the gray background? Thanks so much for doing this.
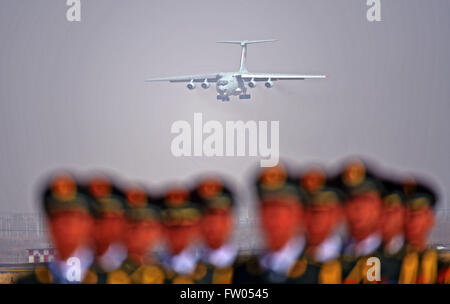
[0,0,449,236]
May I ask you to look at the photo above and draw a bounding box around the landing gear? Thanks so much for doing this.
[239,94,251,100]
[217,95,230,102]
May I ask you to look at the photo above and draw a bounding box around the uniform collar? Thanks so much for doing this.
[163,245,201,275]
[313,234,342,262]
[97,242,128,272]
[50,246,94,283]
[345,232,382,257]
[202,243,238,268]
[384,234,405,255]
[259,235,305,275]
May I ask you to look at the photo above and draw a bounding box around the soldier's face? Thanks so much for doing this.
[344,192,382,241]
[260,199,303,251]
[48,210,93,260]
[93,212,125,255]
[124,219,160,258]
[305,203,341,247]
[164,220,201,254]
[404,206,434,248]
[380,204,405,242]
[201,209,233,250]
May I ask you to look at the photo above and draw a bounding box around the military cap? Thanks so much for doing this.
[123,185,160,221]
[191,177,235,211]
[402,178,437,210]
[84,175,126,216]
[299,166,327,196]
[42,172,92,215]
[298,166,344,206]
[381,179,405,207]
[338,158,385,199]
[305,176,345,207]
[159,186,202,224]
[255,164,305,203]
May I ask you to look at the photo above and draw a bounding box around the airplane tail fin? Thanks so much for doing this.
[216,40,277,73]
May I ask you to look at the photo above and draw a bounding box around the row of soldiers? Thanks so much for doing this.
[18,157,450,284]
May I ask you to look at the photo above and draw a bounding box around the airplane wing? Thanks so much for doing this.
[239,73,327,81]
[145,73,220,83]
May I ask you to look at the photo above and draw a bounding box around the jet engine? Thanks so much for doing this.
[248,79,256,88]
[187,81,196,90]
[265,80,273,88]
[201,80,210,89]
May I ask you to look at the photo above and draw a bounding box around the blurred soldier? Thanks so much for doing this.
[399,178,449,284]
[82,174,128,284]
[296,167,345,283]
[233,164,306,283]
[191,176,238,284]
[338,159,385,284]
[18,172,94,284]
[158,186,205,284]
[378,179,407,283]
[106,185,164,284]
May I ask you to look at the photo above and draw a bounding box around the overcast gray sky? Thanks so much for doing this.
[0,0,449,219]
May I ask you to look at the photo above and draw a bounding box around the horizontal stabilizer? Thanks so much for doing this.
[216,39,277,46]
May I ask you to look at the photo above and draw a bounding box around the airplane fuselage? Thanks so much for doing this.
[146,39,326,101]
[215,72,247,101]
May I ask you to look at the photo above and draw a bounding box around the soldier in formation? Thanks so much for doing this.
[17,156,449,284]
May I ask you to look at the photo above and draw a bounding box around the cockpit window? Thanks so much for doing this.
[218,80,228,85]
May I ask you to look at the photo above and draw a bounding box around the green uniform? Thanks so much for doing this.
[379,240,407,284]
[232,251,343,284]
[341,246,383,284]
